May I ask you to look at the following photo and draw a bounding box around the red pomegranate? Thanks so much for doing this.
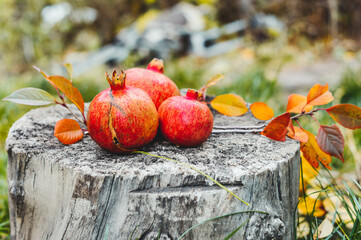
[125,58,180,109]
[158,89,214,147]
[87,69,159,153]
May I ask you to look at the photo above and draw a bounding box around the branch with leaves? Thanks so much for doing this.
[3,65,85,145]
[210,83,361,169]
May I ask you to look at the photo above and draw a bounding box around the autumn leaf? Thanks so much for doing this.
[54,119,83,145]
[210,94,248,116]
[3,87,56,106]
[288,126,308,143]
[298,195,326,217]
[261,112,290,141]
[326,103,361,129]
[314,218,333,239]
[300,154,319,193]
[250,102,274,120]
[306,83,334,107]
[286,94,313,113]
[300,129,332,169]
[200,73,224,93]
[287,120,295,136]
[46,75,84,114]
[64,63,73,82]
[316,124,344,161]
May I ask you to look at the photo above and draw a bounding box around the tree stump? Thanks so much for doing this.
[6,104,300,240]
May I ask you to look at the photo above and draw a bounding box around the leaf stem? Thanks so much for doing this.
[56,102,85,125]
[310,114,320,126]
[295,119,302,128]
[290,108,323,121]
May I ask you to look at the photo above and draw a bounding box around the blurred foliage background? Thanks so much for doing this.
[1,0,361,238]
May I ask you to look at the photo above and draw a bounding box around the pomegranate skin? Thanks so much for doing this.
[158,90,213,147]
[87,70,159,153]
[125,58,180,109]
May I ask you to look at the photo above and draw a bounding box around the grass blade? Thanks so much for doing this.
[223,219,249,240]
[177,210,268,239]
[134,151,249,206]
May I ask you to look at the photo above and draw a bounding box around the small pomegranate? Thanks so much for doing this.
[158,89,213,147]
[87,70,159,153]
[125,58,180,109]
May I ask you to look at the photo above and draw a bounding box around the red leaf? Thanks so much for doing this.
[261,112,291,141]
[326,104,361,129]
[316,124,344,161]
[306,83,334,106]
[54,119,83,145]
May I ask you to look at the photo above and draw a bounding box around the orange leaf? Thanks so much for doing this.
[316,124,344,161]
[300,129,332,169]
[261,112,290,141]
[54,119,83,145]
[286,94,313,113]
[46,76,84,114]
[210,94,248,116]
[250,102,274,120]
[326,103,361,129]
[306,83,334,107]
[288,126,309,143]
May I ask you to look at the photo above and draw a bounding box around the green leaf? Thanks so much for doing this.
[3,87,56,106]
[64,63,73,82]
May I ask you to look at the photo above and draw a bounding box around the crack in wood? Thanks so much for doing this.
[95,175,115,240]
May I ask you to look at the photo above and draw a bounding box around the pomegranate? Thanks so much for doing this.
[87,69,159,153]
[158,89,213,147]
[125,58,180,109]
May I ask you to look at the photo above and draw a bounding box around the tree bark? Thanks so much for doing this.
[6,104,300,240]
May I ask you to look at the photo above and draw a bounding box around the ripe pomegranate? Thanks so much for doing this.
[125,58,180,109]
[158,89,213,147]
[87,70,159,153]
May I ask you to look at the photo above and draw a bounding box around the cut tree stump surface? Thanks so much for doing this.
[6,104,300,240]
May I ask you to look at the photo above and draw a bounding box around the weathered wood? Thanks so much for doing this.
[6,104,300,239]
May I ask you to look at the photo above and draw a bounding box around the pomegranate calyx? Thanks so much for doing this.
[106,69,126,90]
[186,89,203,101]
[147,58,164,73]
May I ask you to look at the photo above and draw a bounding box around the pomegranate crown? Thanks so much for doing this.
[147,58,164,73]
[186,89,203,101]
[106,69,126,90]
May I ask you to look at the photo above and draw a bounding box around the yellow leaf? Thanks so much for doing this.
[200,73,224,94]
[298,195,326,217]
[300,154,319,193]
[211,94,248,116]
[313,218,333,239]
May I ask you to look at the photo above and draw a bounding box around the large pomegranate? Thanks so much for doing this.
[87,69,159,153]
[125,58,180,109]
[158,89,213,147]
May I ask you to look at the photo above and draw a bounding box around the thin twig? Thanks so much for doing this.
[212,129,263,134]
[56,102,84,125]
[213,124,266,130]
